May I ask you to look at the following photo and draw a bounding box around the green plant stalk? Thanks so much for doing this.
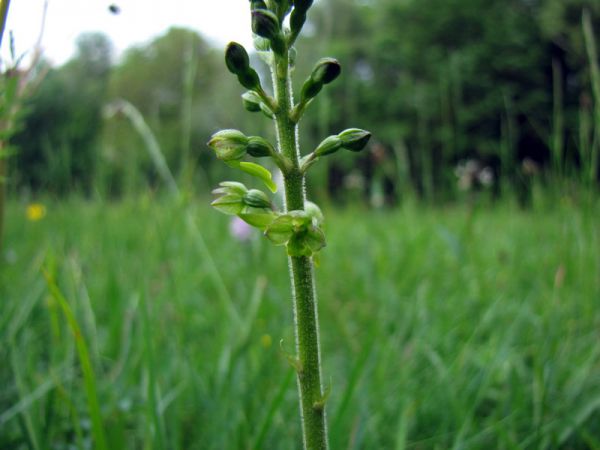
[271,48,329,449]
[0,0,11,49]
[552,57,564,178]
[0,0,11,255]
[0,153,5,255]
[583,8,600,184]
[43,270,109,450]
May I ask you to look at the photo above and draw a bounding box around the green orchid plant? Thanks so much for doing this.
[208,1,371,448]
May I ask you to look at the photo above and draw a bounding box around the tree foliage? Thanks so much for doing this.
[8,1,600,201]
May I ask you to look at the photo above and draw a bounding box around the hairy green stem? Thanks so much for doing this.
[272,48,329,450]
[0,0,11,256]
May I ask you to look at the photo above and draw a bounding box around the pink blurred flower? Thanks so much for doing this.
[229,216,253,241]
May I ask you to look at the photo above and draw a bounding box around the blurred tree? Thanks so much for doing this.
[13,32,113,193]
[104,27,259,195]
[303,0,600,202]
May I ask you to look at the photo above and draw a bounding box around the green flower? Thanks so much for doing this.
[208,129,248,161]
[265,210,326,256]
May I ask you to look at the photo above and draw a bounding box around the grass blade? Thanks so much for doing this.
[43,267,109,450]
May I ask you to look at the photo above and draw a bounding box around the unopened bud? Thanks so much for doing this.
[252,10,280,41]
[242,91,262,112]
[311,58,341,85]
[243,189,272,209]
[208,129,248,161]
[246,136,275,157]
[338,128,371,152]
[225,42,250,75]
[294,0,314,13]
[300,78,323,101]
[300,58,341,102]
[290,9,307,37]
[252,9,286,55]
[237,68,262,91]
[314,135,342,156]
[249,0,268,10]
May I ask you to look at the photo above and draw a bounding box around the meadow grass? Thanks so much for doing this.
[1,195,599,449]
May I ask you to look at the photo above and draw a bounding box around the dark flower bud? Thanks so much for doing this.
[246,136,275,157]
[237,68,262,91]
[249,0,268,10]
[338,128,371,152]
[225,42,250,75]
[300,78,323,102]
[290,9,307,36]
[299,58,341,102]
[294,0,314,13]
[252,9,280,41]
[311,57,341,85]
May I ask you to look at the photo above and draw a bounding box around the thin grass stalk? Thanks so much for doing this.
[552,57,564,178]
[0,153,5,255]
[180,34,197,188]
[0,0,11,256]
[582,8,600,185]
[43,269,109,450]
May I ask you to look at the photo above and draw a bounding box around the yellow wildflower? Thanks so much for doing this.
[26,203,46,222]
[260,334,272,349]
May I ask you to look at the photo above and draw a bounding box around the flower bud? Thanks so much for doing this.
[243,189,272,209]
[252,9,280,41]
[294,0,314,13]
[246,136,275,157]
[237,68,261,91]
[311,58,341,85]
[314,135,342,156]
[290,9,307,37]
[208,129,249,161]
[300,58,341,102]
[225,42,250,75]
[242,91,262,112]
[249,0,268,10]
[300,77,323,101]
[338,128,371,152]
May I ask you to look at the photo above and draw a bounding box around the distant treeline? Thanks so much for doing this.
[7,0,600,204]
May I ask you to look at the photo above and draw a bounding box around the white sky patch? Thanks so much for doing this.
[2,0,255,66]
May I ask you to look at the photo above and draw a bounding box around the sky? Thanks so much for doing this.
[2,0,257,66]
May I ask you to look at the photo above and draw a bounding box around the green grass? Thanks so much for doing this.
[1,195,599,449]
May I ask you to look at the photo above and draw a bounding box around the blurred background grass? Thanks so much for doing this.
[1,196,599,449]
